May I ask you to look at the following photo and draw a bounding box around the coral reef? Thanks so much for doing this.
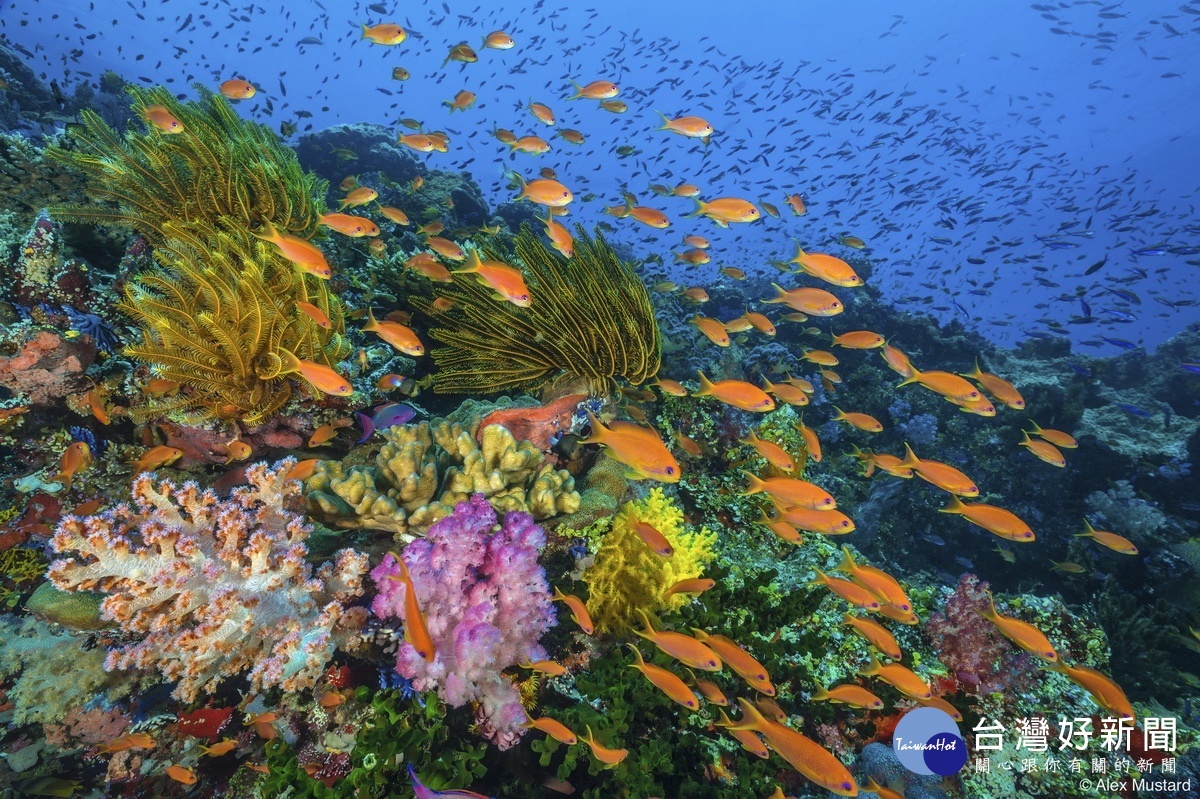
[371,494,555,748]
[46,459,369,702]
[7,212,93,309]
[582,488,717,636]
[0,325,96,406]
[306,419,580,539]
[413,229,661,395]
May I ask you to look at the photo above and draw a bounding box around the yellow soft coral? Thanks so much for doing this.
[583,489,716,636]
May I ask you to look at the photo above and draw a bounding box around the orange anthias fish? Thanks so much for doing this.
[483,30,516,49]
[1018,431,1066,467]
[688,197,760,226]
[715,710,771,759]
[51,441,93,490]
[515,175,573,207]
[279,348,353,396]
[219,78,256,99]
[521,715,577,744]
[130,445,183,475]
[296,301,332,329]
[378,206,411,226]
[810,570,881,611]
[663,577,716,598]
[452,250,531,306]
[569,79,620,100]
[694,372,775,412]
[691,630,774,695]
[580,411,680,482]
[550,587,595,635]
[199,737,238,757]
[656,112,714,144]
[880,343,916,378]
[165,765,197,785]
[832,330,886,349]
[339,186,379,210]
[779,505,856,535]
[253,220,331,279]
[385,552,436,662]
[897,368,980,403]
[813,684,884,710]
[979,591,1058,661]
[405,253,453,282]
[961,361,1025,409]
[743,472,835,510]
[541,213,574,258]
[843,613,902,660]
[691,315,731,347]
[363,309,425,356]
[96,732,156,754]
[940,495,1035,542]
[319,212,379,237]
[796,419,822,462]
[626,203,671,229]
[144,104,185,133]
[632,610,721,671]
[1076,519,1137,554]
[835,548,912,612]
[899,444,979,496]
[785,194,807,216]
[740,430,795,472]
[521,658,568,676]
[1046,662,1135,719]
[763,283,843,316]
[727,699,857,797]
[789,246,863,287]
[860,656,931,699]
[398,133,436,153]
[223,440,252,464]
[285,458,320,481]
[578,725,628,768]
[631,517,674,557]
[361,22,407,45]
[529,100,556,125]
[832,407,884,433]
[1028,421,1077,448]
[626,644,700,709]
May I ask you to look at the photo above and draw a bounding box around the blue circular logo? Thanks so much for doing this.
[893,707,968,776]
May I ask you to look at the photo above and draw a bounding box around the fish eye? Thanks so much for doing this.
[665,466,675,474]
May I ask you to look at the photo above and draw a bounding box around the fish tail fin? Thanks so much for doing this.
[689,627,710,642]
[362,308,380,331]
[551,586,567,602]
[694,370,716,396]
[1077,519,1096,537]
[812,686,832,701]
[741,471,768,496]
[897,366,923,387]
[978,590,999,620]
[765,282,789,302]
[252,219,278,242]
[654,110,672,130]
[685,197,705,218]
[714,709,735,728]
[727,697,768,732]
[360,23,370,39]
[568,80,584,99]
[899,442,919,468]
[939,495,966,514]
[1028,419,1044,434]
[625,642,646,668]
[831,405,846,420]
[860,654,882,676]
[807,569,828,589]
[837,546,857,575]
[963,359,984,379]
[277,347,302,375]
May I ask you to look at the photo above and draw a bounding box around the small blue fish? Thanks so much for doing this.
[1100,337,1139,351]
[409,764,492,799]
[1181,363,1200,376]
[1114,402,1152,418]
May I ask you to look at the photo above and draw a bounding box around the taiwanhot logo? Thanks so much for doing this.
[893,707,968,776]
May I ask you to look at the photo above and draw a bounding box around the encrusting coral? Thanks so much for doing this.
[583,488,717,636]
[46,459,369,703]
[306,419,580,539]
[371,493,556,750]
[412,229,661,396]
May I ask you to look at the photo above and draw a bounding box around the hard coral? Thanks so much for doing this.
[8,213,92,309]
[47,459,369,702]
[583,488,717,636]
[371,494,555,749]
[307,419,579,540]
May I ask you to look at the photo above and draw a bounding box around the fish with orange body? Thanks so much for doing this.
[743,472,835,510]
[130,445,182,475]
[1019,430,1066,467]
[778,505,856,534]
[521,715,577,744]
[165,765,197,785]
[51,441,93,490]
[632,610,721,671]
[714,710,771,758]
[835,548,912,612]
[810,570,881,611]
[940,495,1035,542]
[788,246,863,287]
[144,104,185,133]
[384,552,436,661]
[860,656,931,699]
[739,430,795,472]
[580,411,680,482]
[979,591,1058,661]
[897,368,980,403]
[626,644,700,709]
[899,443,979,496]
[1027,421,1077,448]
[687,197,760,226]
[96,732,156,754]
[691,315,731,347]
[219,78,256,99]
[813,684,883,710]
[279,348,352,396]
[842,613,902,660]
[832,407,884,433]
[694,372,774,412]
[763,283,843,316]
[726,699,858,797]
[691,630,774,695]
[663,577,716,598]
[1076,519,1137,554]
[253,220,331,278]
[319,212,379,237]
[961,361,1025,409]
[361,22,406,45]
[578,725,628,768]
[656,112,714,143]
[1045,662,1134,719]
[552,587,595,634]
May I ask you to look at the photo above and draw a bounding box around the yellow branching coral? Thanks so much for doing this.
[412,229,661,396]
[120,222,348,424]
[583,489,716,636]
[47,85,324,243]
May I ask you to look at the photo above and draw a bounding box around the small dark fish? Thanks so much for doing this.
[921,532,946,547]
[298,36,324,45]
[1068,362,1091,377]
[1100,337,1139,350]
[1180,363,1200,375]
[1083,256,1108,276]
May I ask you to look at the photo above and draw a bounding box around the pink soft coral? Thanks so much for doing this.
[926,573,1038,696]
[371,493,555,748]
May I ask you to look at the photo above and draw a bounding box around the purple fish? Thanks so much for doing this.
[356,402,418,443]
[408,765,492,799]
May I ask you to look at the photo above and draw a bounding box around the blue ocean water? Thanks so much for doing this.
[4,0,1198,352]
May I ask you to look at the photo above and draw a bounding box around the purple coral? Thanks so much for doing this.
[371,493,555,748]
[925,573,1038,696]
